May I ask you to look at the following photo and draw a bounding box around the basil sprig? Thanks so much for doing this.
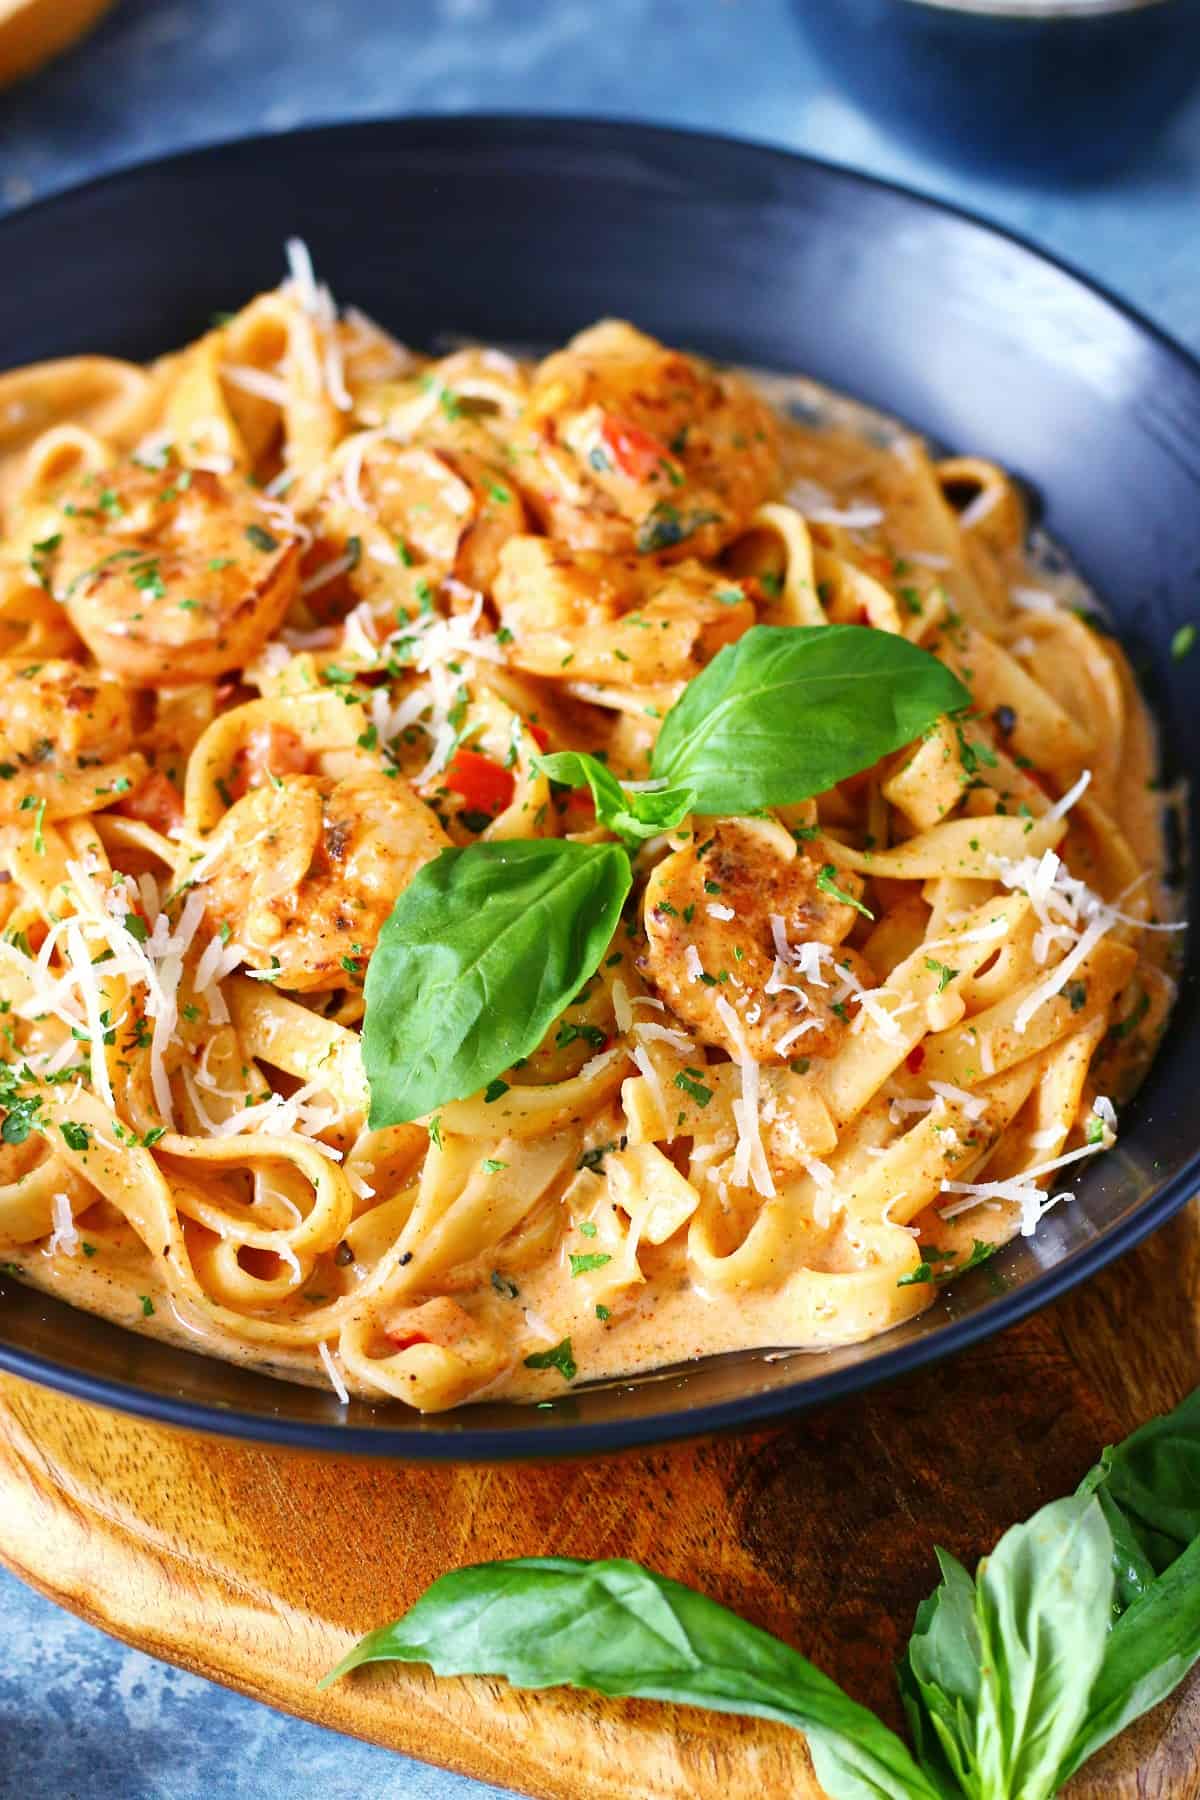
[544,625,970,831]
[321,1557,940,1800]
[362,626,969,1124]
[361,841,630,1126]
[323,1388,1200,1800]
[535,750,694,851]
[650,624,969,814]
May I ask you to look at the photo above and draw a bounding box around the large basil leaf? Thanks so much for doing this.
[1079,1388,1200,1577]
[1056,1532,1200,1785]
[321,1557,943,1800]
[361,841,631,1125]
[971,1495,1114,1800]
[650,625,970,815]
[534,750,694,850]
[899,1551,981,1797]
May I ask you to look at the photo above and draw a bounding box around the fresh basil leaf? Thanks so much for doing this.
[320,1557,942,1800]
[1092,1486,1158,1615]
[1056,1531,1200,1786]
[899,1550,980,1796]
[972,1494,1114,1800]
[1079,1388,1200,1577]
[895,1654,967,1800]
[535,750,693,850]
[361,841,631,1124]
[908,1550,982,1712]
[650,625,970,814]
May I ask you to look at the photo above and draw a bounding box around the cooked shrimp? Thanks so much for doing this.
[199,768,448,991]
[0,657,143,821]
[640,819,872,1062]
[44,461,300,684]
[493,537,756,683]
[517,320,779,559]
[318,437,526,603]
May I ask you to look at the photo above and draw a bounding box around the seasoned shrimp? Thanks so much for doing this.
[493,537,756,683]
[640,819,872,1062]
[516,320,779,559]
[0,657,144,821]
[44,461,300,685]
[199,768,448,991]
[318,437,526,606]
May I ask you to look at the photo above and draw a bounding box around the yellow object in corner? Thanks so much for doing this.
[0,0,113,88]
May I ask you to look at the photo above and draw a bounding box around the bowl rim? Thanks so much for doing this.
[0,111,1196,1459]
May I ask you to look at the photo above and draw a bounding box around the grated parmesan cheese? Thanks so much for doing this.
[317,1339,350,1405]
[716,996,775,1198]
[929,1080,988,1122]
[1043,768,1092,826]
[47,1191,78,1257]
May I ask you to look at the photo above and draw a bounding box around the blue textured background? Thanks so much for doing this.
[2,3,1199,1796]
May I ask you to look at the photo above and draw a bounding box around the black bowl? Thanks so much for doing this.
[794,0,1200,180]
[0,117,1195,1458]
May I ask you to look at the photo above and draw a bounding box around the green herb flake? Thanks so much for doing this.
[816,863,874,919]
[924,957,959,994]
[569,1252,613,1277]
[522,1338,577,1382]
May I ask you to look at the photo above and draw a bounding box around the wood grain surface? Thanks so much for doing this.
[1,1204,1198,1798]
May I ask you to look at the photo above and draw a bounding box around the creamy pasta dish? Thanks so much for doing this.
[0,245,1181,1410]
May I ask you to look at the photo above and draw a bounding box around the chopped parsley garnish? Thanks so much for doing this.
[674,1071,713,1107]
[924,957,959,994]
[569,1252,613,1277]
[898,1238,997,1287]
[577,1140,620,1172]
[954,719,999,777]
[816,863,874,919]
[522,1338,577,1382]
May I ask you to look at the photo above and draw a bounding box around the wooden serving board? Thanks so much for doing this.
[1,1207,1199,1799]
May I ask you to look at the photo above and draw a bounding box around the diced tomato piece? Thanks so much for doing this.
[528,724,551,752]
[384,1329,430,1353]
[564,786,596,819]
[445,748,515,818]
[600,415,675,484]
[114,769,183,833]
[229,724,310,800]
[906,1045,926,1074]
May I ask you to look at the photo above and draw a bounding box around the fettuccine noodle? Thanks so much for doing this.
[0,244,1183,1409]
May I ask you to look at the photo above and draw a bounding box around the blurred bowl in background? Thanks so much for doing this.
[794,0,1200,179]
[0,0,113,90]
